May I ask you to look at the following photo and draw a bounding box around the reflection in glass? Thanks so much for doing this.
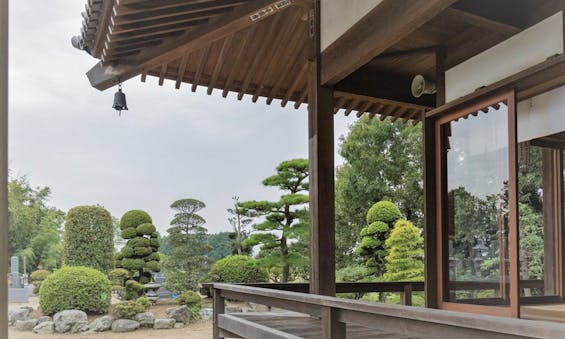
[441,104,510,305]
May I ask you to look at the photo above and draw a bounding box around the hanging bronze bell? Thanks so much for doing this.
[112,87,128,112]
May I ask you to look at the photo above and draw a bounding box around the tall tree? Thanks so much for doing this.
[164,198,211,292]
[384,219,424,282]
[227,195,252,255]
[241,159,309,282]
[206,232,232,261]
[8,176,65,272]
[335,117,422,268]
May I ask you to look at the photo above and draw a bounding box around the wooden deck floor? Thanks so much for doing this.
[220,312,420,339]
[521,304,565,323]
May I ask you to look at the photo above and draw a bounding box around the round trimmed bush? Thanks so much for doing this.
[39,266,111,315]
[150,232,159,238]
[136,223,156,235]
[207,255,269,283]
[145,252,160,262]
[177,291,202,319]
[134,247,152,256]
[127,237,150,248]
[122,258,145,271]
[121,227,137,239]
[360,221,389,237]
[120,210,152,230]
[113,300,146,319]
[149,238,160,249]
[366,201,401,224]
[121,246,134,258]
[109,268,129,286]
[145,261,160,272]
[30,269,50,281]
[125,279,145,300]
[137,296,151,311]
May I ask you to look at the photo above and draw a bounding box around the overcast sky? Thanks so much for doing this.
[8,0,356,235]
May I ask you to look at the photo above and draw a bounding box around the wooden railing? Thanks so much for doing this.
[211,283,565,339]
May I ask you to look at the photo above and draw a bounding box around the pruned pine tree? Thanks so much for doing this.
[227,196,252,255]
[164,198,211,292]
[384,219,424,282]
[241,159,309,283]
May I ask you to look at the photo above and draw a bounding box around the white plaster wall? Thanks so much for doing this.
[518,85,565,142]
[321,0,383,51]
[446,12,564,102]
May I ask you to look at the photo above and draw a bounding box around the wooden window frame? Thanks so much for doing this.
[434,90,519,318]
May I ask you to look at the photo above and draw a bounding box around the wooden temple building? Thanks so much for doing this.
[68,0,565,337]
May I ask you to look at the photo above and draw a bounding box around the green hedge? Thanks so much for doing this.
[207,255,269,284]
[39,266,111,315]
[63,206,114,273]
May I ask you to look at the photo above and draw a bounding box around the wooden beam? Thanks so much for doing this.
[213,289,226,339]
[309,0,336,297]
[222,25,256,97]
[0,0,8,335]
[175,53,189,89]
[321,0,455,86]
[87,0,300,90]
[281,63,308,107]
[158,63,168,86]
[208,36,232,95]
[192,45,211,92]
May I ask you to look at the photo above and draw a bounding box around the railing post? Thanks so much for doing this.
[400,284,413,306]
[213,288,225,339]
[321,306,345,339]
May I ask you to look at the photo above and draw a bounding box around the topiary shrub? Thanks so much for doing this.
[109,268,130,286]
[39,266,111,315]
[31,270,50,295]
[113,300,146,319]
[125,279,145,300]
[207,255,269,284]
[136,296,152,311]
[115,210,161,298]
[357,201,402,277]
[176,291,202,319]
[366,201,401,225]
[384,219,424,282]
[63,206,114,273]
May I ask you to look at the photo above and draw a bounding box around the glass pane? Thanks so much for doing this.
[441,103,510,305]
[518,144,559,298]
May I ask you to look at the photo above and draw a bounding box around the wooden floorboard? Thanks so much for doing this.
[521,304,565,323]
[227,313,419,339]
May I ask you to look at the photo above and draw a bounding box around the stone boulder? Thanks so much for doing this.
[166,305,190,324]
[53,310,89,333]
[33,321,54,334]
[8,307,33,326]
[134,312,155,328]
[199,308,213,321]
[89,315,115,332]
[111,319,140,332]
[37,315,52,324]
[154,318,175,329]
[174,322,185,329]
[15,319,38,331]
[226,305,243,313]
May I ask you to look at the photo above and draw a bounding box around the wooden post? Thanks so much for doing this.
[308,0,336,296]
[0,0,8,336]
[213,288,225,339]
[401,284,413,306]
[321,306,345,339]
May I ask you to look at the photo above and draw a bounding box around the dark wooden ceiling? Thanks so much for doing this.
[78,0,563,123]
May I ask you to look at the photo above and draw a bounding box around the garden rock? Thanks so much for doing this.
[154,318,175,329]
[8,308,32,325]
[15,319,38,331]
[134,312,154,327]
[174,322,185,329]
[226,306,243,313]
[248,303,269,312]
[33,321,54,334]
[53,310,89,333]
[166,305,190,324]
[37,316,52,324]
[199,308,213,321]
[111,319,140,332]
[89,315,114,332]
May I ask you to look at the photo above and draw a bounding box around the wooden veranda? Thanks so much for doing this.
[69,0,565,338]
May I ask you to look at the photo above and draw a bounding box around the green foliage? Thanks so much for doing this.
[8,176,65,272]
[113,300,146,319]
[63,206,114,273]
[136,296,152,311]
[206,255,269,283]
[137,223,156,235]
[108,268,130,286]
[206,232,233,261]
[39,266,111,315]
[227,196,253,255]
[120,210,152,230]
[163,198,211,293]
[357,201,402,276]
[176,291,202,319]
[121,228,137,239]
[240,159,310,282]
[31,269,50,294]
[366,201,401,225]
[336,265,367,282]
[335,118,422,268]
[116,210,160,292]
[384,220,424,282]
[125,279,145,300]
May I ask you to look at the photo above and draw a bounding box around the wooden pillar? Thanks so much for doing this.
[321,307,345,339]
[0,0,8,336]
[213,288,225,339]
[308,0,336,296]
[423,48,445,309]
